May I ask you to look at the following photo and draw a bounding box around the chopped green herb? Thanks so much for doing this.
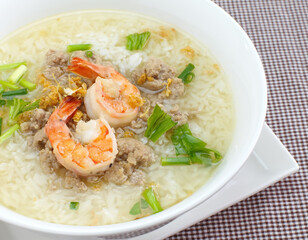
[161,156,191,166]
[140,198,149,209]
[69,202,79,210]
[129,202,141,215]
[126,31,151,51]
[8,65,27,83]
[67,44,92,52]
[85,50,93,58]
[181,134,206,152]
[0,117,2,135]
[0,100,5,106]
[8,99,40,121]
[193,148,222,164]
[0,124,19,144]
[0,62,27,71]
[167,124,222,166]
[142,187,163,214]
[178,63,195,84]
[18,78,36,91]
[0,80,20,90]
[144,104,177,142]
[0,87,4,94]
[2,88,28,97]
[171,123,192,155]
[129,198,150,216]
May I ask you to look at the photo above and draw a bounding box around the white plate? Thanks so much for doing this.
[0,123,298,240]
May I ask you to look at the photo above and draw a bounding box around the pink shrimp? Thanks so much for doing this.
[67,57,143,127]
[45,96,117,176]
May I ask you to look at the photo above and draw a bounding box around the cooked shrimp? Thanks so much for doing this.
[45,96,118,176]
[67,57,143,127]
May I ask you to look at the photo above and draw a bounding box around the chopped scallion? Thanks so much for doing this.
[181,134,206,152]
[8,65,27,83]
[69,202,79,210]
[0,100,6,106]
[166,124,223,166]
[140,198,149,209]
[129,198,149,216]
[171,123,192,155]
[161,156,191,166]
[0,80,20,90]
[129,202,141,215]
[142,187,163,214]
[144,104,177,142]
[126,32,151,51]
[0,87,4,94]
[85,50,93,58]
[0,61,27,71]
[18,78,36,91]
[0,117,2,135]
[2,88,28,97]
[8,99,40,120]
[192,148,222,165]
[67,44,92,52]
[178,63,195,84]
[0,124,19,144]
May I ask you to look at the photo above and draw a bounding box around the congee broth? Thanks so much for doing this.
[0,10,234,225]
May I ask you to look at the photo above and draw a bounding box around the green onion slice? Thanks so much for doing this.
[18,78,36,91]
[129,202,141,215]
[85,50,93,58]
[8,99,40,121]
[69,202,79,210]
[0,80,20,90]
[171,123,192,155]
[161,156,191,166]
[167,124,223,166]
[178,63,195,84]
[0,87,4,94]
[67,44,92,53]
[126,32,151,51]
[129,198,149,215]
[181,134,206,152]
[8,65,27,83]
[0,117,2,135]
[0,62,27,71]
[2,88,28,97]
[140,198,149,209]
[144,104,177,142]
[0,100,5,106]
[142,187,163,214]
[0,124,19,144]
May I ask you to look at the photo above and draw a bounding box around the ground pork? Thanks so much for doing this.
[39,148,60,174]
[103,138,155,185]
[64,171,88,193]
[43,50,70,84]
[20,109,51,135]
[132,58,185,100]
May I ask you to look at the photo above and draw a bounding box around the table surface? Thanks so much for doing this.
[168,0,308,239]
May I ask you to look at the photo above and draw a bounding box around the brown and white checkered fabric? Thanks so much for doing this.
[168,0,308,239]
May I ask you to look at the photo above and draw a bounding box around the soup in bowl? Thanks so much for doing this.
[0,0,266,238]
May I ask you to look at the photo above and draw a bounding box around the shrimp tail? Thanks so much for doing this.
[51,96,82,123]
[67,57,109,81]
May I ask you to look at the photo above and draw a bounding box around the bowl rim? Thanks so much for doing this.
[0,0,267,236]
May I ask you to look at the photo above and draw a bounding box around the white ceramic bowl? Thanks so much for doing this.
[0,0,267,238]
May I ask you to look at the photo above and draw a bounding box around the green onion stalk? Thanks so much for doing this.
[0,124,20,144]
[0,62,27,71]
[142,187,163,214]
[8,65,27,83]
[2,88,28,97]
[67,44,92,52]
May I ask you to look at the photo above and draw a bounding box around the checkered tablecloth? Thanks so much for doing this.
[169,1,308,239]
